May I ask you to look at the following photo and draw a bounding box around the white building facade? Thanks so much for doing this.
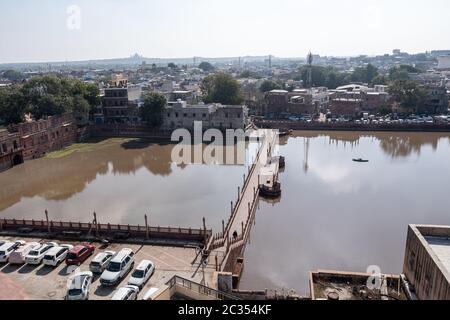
[163,101,248,130]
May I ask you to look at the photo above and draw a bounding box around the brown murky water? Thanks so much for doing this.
[0,138,249,230]
[240,131,450,295]
[2,132,450,295]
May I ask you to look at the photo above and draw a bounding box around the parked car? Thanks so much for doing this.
[111,285,139,300]
[65,271,93,300]
[43,245,73,267]
[89,251,116,274]
[0,240,26,263]
[128,260,155,289]
[66,244,95,266]
[24,242,58,265]
[100,248,135,286]
[8,242,40,264]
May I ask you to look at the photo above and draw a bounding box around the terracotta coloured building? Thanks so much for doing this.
[0,130,23,172]
[10,113,78,160]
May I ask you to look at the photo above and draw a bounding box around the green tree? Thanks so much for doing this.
[388,65,420,82]
[378,104,392,115]
[0,75,100,124]
[140,92,166,127]
[168,62,177,69]
[198,61,214,72]
[351,64,379,84]
[297,65,349,89]
[388,80,427,112]
[2,70,24,82]
[0,86,26,124]
[259,80,282,92]
[201,73,244,105]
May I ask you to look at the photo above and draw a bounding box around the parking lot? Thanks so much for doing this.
[0,236,216,300]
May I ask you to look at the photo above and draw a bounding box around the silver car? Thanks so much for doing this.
[65,271,93,300]
[89,250,116,273]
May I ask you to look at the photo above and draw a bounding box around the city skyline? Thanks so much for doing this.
[1,0,450,64]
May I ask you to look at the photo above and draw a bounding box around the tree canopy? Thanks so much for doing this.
[198,61,214,72]
[388,80,427,112]
[0,76,100,125]
[140,92,166,127]
[350,64,379,84]
[2,70,24,82]
[259,80,282,92]
[297,65,349,89]
[201,73,244,105]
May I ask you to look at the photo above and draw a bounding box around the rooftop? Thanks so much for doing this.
[425,236,450,274]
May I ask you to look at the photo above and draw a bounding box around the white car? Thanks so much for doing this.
[89,250,116,274]
[42,245,73,267]
[128,260,155,289]
[100,248,134,286]
[24,242,58,265]
[111,285,139,300]
[8,242,40,264]
[65,271,93,300]
[0,240,26,263]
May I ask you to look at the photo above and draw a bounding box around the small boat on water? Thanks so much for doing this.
[259,182,282,198]
[278,128,292,137]
[352,158,369,163]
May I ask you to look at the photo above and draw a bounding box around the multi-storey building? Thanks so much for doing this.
[11,113,78,160]
[259,89,316,118]
[101,74,142,124]
[163,100,248,130]
[0,130,23,172]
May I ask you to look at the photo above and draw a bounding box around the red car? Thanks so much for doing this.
[66,244,95,266]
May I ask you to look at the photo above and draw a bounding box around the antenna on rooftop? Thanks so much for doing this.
[268,55,272,69]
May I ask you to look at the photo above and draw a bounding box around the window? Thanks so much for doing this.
[183,113,187,118]
[175,113,179,118]
[193,113,196,117]
[2,144,7,153]
[202,113,206,118]
[225,113,228,118]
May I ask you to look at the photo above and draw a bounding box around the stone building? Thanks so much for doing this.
[0,130,23,172]
[101,74,142,124]
[259,89,316,118]
[11,113,78,160]
[163,100,248,130]
[328,97,362,117]
[423,86,448,114]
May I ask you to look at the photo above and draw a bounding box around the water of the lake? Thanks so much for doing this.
[0,138,249,231]
[239,131,450,295]
[1,131,449,295]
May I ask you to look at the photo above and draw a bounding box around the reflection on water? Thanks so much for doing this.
[240,131,450,295]
[0,138,248,229]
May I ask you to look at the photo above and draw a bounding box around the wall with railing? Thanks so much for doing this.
[0,218,211,245]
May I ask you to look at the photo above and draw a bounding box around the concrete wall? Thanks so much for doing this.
[403,225,450,300]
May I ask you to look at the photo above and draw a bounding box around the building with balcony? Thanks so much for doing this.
[163,100,248,130]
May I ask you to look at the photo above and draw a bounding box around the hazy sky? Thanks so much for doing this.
[1,0,450,63]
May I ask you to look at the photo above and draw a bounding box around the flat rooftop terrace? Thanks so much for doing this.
[425,236,450,274]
